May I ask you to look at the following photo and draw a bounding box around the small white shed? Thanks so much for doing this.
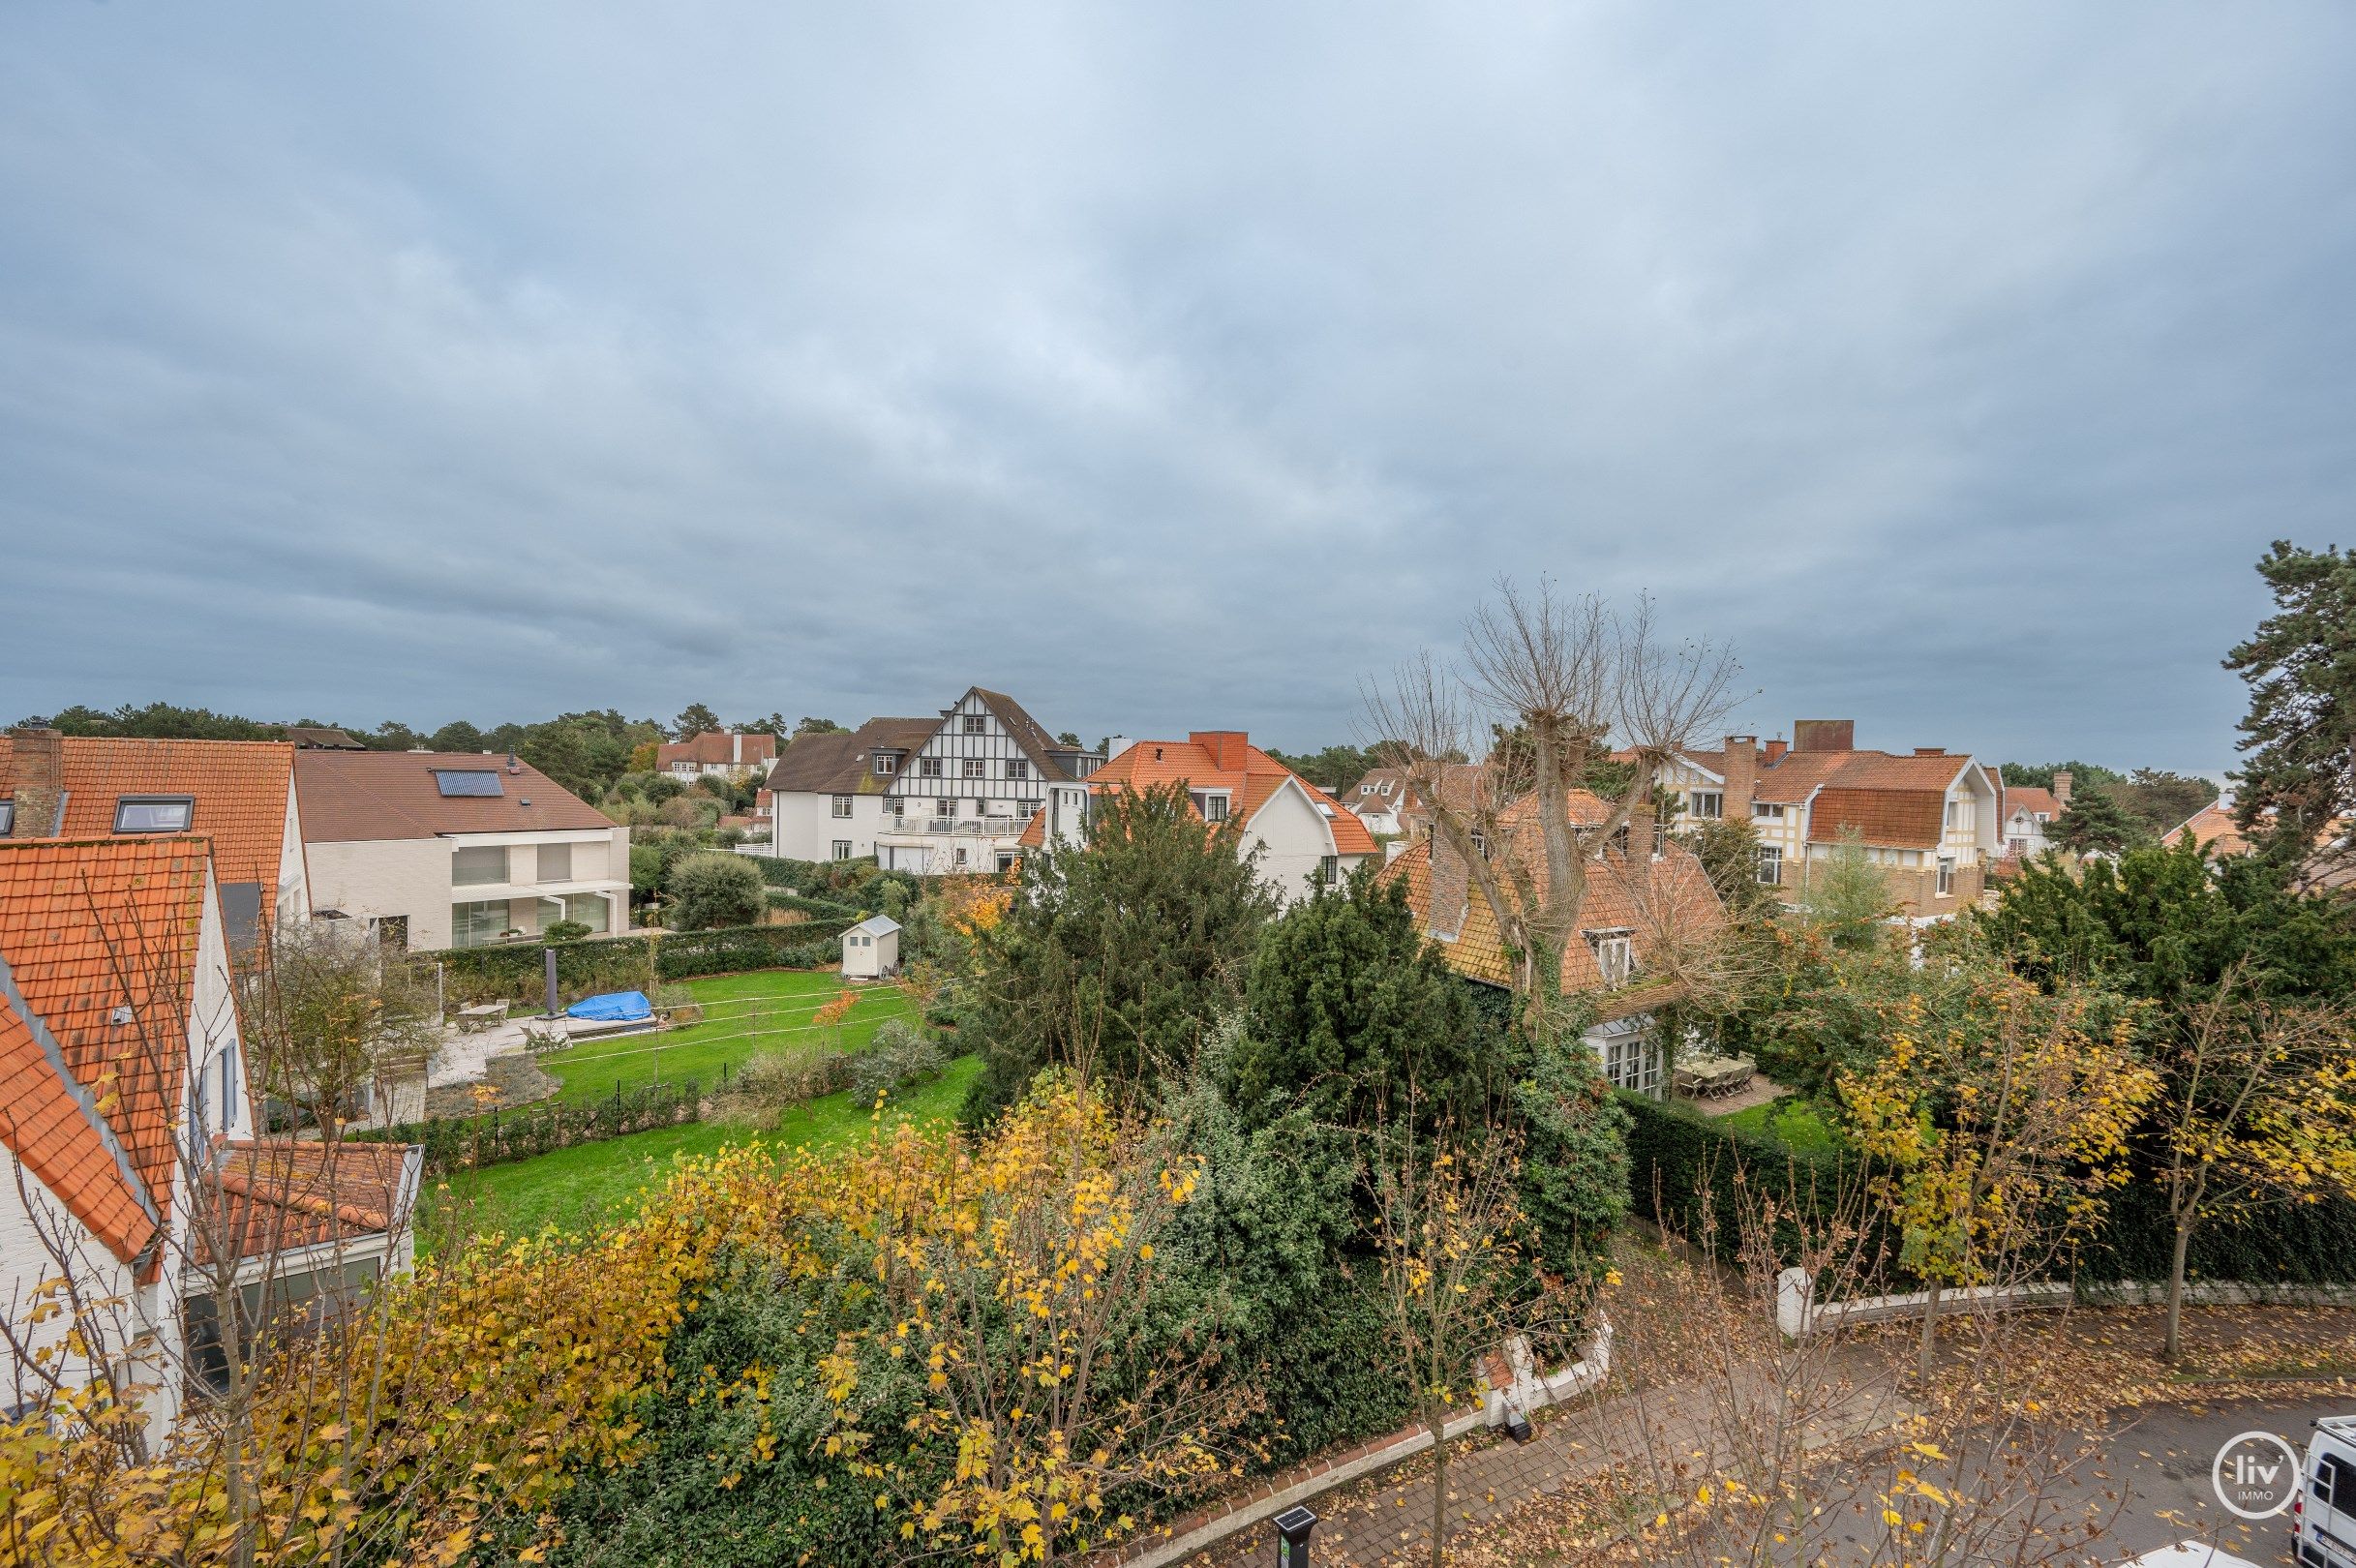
[840,914,901,980]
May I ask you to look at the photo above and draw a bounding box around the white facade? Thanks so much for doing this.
[1238,777,1368,909]
[1,863,246,1442]
[874,692,1089,876]
[306,826,631,951]
[775,790,893,864]
[840,915,901,980]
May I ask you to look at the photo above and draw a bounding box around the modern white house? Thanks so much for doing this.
[1025,732,1375,908]
[1341,767,1419,836]
[295,750,631,950]
[840,914,901,980]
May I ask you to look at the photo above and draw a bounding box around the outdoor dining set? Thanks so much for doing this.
[1674,1051,1757,1101]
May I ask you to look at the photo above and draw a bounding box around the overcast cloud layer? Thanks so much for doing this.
[4,3,2351,771]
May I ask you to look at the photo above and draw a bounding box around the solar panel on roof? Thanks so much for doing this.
[433,769,504,798]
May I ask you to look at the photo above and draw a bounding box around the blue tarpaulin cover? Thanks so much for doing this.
[567,990,653,1022]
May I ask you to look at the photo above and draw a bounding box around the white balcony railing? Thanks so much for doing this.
[877,815,1029,837]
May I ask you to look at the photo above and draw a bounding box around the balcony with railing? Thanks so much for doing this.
[876,814,1031,838]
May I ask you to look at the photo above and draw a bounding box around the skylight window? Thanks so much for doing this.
[434,769,504,798]
[114,796,194,832]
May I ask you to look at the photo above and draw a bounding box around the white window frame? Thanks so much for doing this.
[1007,758,1030,780]
[1753,801,1785,821]
[874,754,897,776]
[831,795,854,818]
[1756,845,1783,886]
[919,757,943,778]
[962,759,986,779]
[1688,790,1723,821]
[1937,858,1956,896]
[935,798,955,818]
[1599,1032,1661,1097]
[831,840,854,861]
[962,714,986,735]
[1588,929,1636,986]
[1198,792,1230,823]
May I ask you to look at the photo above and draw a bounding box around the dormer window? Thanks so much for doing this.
[1379,780,1394,797]
[874,753,897,775]
[1587,929,1637,986]
[114,796,194,832]
[1193,791,1230,823]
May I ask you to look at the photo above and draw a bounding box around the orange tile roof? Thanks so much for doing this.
[657,731,778,769]
[195,1140,416,1266]
[1379,831,1721,1010]
[1,736,298,929]
[0,994,162,1269]
[2004,786,2061,818]
[1084,736,1377,856]
[1805,786,1948,850]
[0,837,213,1270]
[2164,802,2252,858]
[295,750,614,842]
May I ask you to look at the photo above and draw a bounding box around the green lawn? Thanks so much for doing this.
[535,970,915,1106]
[424,1054,981,1251]
[1718,1096,1842,1155]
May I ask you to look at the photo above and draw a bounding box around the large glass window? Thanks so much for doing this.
[452,846,507,886]
[114,796,194,832]
[1756,845,1784,886]
[563,893,609,932]
[1688,791,1723,821]
[1599,1032,1661,1097]
[450,899,509,948]
[536,842,573,882]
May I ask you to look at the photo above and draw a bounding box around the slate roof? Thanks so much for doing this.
[766,718,939,796]
[0,837,212,1270]
[295,751,614,842]
[0,736,300,929]
[971,689,1087,781]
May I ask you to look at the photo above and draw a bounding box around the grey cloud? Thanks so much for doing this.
[3,1,2351,771]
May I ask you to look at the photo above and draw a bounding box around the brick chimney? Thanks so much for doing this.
[1765,738,1789,765]
[1914,746,1946,756]
[1188,731,1251,771]
[1721,735,1757,819]
[6,728,62,838]
[1793,719,1856,753]
[1629,796,1658,859]
[2053,769,2072,807]
[1428,825,1471,939]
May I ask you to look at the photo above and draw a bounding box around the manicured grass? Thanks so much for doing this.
[1718,1097,1842,1155]
[536,970,915,1106]
[424,1054,981,1251]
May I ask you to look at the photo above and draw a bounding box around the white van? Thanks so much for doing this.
[2295,1415,2356,1568]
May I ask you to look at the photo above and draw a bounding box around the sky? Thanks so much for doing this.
[3,4,2350,774]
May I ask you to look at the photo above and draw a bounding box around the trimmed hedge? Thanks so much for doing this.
[418,922,860,1007]
[364,1078,702,1176]
[1620,1089,2356,1288]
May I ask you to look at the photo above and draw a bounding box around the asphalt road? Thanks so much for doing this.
[2062,1397,2341,1566]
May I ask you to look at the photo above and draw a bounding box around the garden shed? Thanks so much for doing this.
[840,914,901,980]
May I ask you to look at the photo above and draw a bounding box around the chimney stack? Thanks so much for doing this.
[732,731,743,765]
[1189,731,1251,771]
[1722,736,1757,820]
[1793,719,1856,753]
[1628,797,1658,859]
[5,728,62,838]
[1765,738,1789,765]
[2053,769,2073,807]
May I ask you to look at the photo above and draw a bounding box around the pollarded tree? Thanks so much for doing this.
[1227,866,1489,1131]
[961,783,1277,1122]
[1363,581,1742,1038]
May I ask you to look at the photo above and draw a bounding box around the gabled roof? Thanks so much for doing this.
[657,731,779,769]
[295,751,614,842]
[969,688,1087,782]
[767,718,939,796]
[2163,801,2251,859]
[1379,829,1721,1010]
[1,735,300,929]
[2004,785,2061,819]
[848,914,901,937]
[282,726,363,750]
[0,837,213,1268]
[1080,736,1377,856]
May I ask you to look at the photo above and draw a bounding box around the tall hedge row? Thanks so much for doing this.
[1619,1089,2356,1288]
[417,921,859,1007]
